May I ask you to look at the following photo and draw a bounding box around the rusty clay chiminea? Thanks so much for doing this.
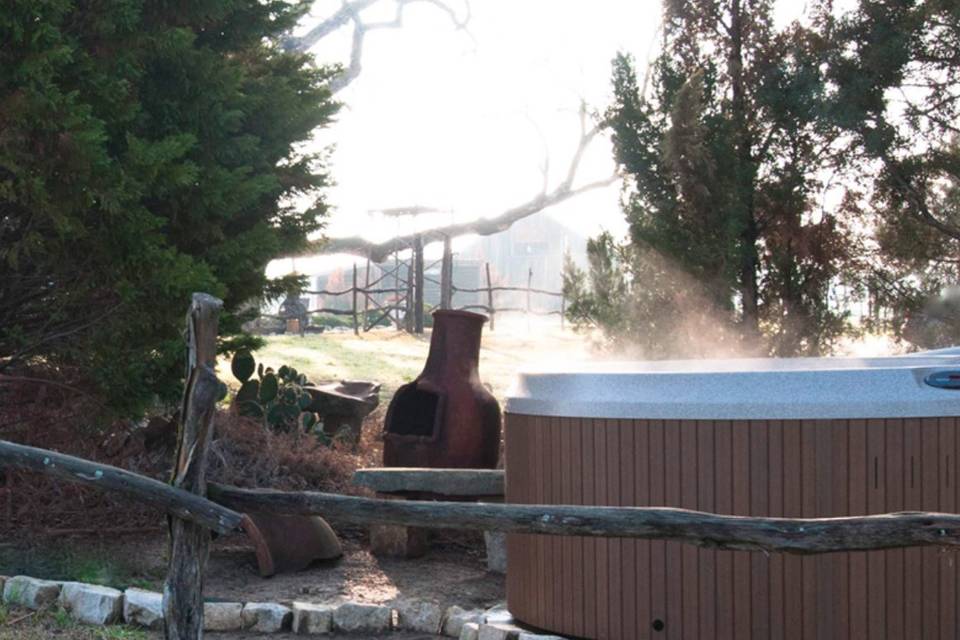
[383,310,501,469]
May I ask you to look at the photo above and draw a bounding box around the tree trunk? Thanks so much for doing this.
[728,0,761,342]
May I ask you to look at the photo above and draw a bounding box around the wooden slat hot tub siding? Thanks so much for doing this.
[504,414,960,640]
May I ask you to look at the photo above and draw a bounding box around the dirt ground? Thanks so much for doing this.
[206,533,504,609]
[0,529,500,639]
[1,528,504,610]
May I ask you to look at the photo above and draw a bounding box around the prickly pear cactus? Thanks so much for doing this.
[229,350,322,436]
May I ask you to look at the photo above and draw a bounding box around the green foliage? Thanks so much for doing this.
[564,234,743,357]
[50,607,75,630]
[231,350,256,383]
[230,349,320,434]
[591,1,854,356]
[0,0,338,415]
[822,0,960,347]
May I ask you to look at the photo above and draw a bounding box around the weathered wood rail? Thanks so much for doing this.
[0,439,241,534]
[207,483,960,555]
[9,435,960,555]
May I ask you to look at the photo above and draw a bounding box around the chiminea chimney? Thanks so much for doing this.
[383,310,501,469]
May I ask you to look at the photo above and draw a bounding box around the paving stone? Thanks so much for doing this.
[332,601,392,633]
[59,582,123,625]
[123,588,164,630]
[483,603,514,625]
[518,633,569,640]
[479,622,521,640]
[443,605,485,637]
[203,601,243,631]
[459,622,481,640]
[292,601,334,634]
[2,576,62,609]
[395,599,444,633]
[242,602,293,632]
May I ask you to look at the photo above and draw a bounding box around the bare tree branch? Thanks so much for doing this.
[286,0,472,94]
[289,109,619,261]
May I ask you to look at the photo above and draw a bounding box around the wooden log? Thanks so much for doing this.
[207,483,960,555]
[405,256,414,333]
[352,262,359,336]
[440,236,453,310]
[0,440,241,534]
[414,234,424,334]
[485,262,495,330]
[363,259,371,331]
[353,467,504,496]
[164,293,222,640]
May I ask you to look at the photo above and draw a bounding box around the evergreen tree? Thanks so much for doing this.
[0,0,337,414]
[824,0,960,347]
[568,0,853,356]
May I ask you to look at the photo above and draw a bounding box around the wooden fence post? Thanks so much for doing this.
[363,259,371,331]
[405,254,414,333]
[414,235,424,334]
[440,235,453,310]
[485,262,495,331]
[163,293,222,640]
[352,263,359,336]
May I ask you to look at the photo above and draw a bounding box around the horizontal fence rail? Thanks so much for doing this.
[6,436,960,554]
[0,440,242,534]
[205,483,960,555]
[289,257,565,335]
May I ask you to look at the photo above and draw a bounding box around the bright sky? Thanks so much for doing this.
[271,0,806,276]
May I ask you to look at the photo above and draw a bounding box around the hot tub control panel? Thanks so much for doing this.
[926,369,960,389]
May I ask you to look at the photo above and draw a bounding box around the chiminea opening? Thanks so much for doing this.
[385,384,441,438]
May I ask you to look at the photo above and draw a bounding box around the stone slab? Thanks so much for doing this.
[332,602,392,633]
[484,531,507,573]
[242,602,292,633]
[459,622,481,640]
[123,588,164,630]
[479,622,521,640]
[204,601,244,631]
[3,576,62,609]
[443,605,484,637]
[395,599,443,633]
[59,582,123,625]
[292,601,334,634]
[353,468,504,496]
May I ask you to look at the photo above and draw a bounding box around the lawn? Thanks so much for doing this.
[238,315,595,403]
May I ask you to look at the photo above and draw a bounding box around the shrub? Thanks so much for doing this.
[0,0,338,416]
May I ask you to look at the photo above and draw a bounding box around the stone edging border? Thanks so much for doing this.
[0,574,567,639]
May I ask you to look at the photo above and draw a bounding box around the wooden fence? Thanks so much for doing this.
[299,236,566,335]
[304,261,565,335]
[4,294,959,638]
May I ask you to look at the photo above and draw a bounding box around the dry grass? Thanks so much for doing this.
[244,315,594,403]
[0,603,151,640]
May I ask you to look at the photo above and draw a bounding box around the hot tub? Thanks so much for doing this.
[504,354,960,640]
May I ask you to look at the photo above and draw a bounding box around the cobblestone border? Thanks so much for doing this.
[0,574,566,639]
